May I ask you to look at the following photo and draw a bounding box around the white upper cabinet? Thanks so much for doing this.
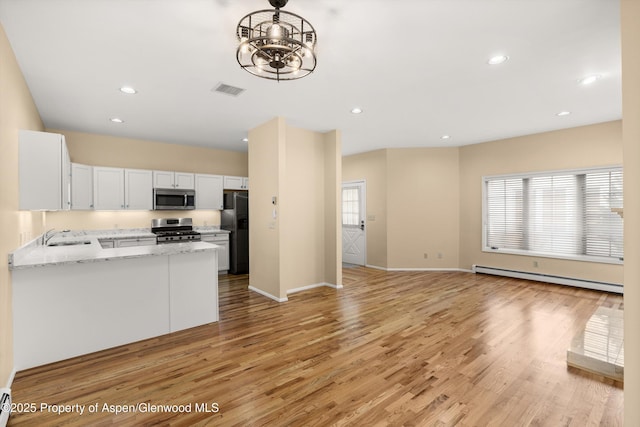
[175,172,195,189]
[93,167,125,210]
[71,163,93,210]
[93,167,152,210]
[153,171,195,190]
[125,169,153,210]
[223,175,249,190]
[195,174,224,210]
[19,130,71,210]
[153,170,174,189]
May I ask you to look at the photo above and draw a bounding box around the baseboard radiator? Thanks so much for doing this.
[0,388,11,427]
[472,265,623,294]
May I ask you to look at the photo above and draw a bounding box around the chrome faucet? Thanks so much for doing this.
[42,228,55,246]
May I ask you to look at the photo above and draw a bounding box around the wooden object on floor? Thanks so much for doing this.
[9,269,623,426]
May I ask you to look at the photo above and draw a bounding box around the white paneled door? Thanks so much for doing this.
[342,181,366,265]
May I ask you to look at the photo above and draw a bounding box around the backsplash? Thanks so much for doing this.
[43,209,221,232]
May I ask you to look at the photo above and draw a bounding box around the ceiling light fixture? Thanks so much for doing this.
[579,74,601,85]
[557,111,571,116]
[119,86,137,94]
[487,55,509,65]
[110,118,124,123]
[236,0,317,81]
[441,135,451,140]
[351,107,363,114]
[242,138,249,143]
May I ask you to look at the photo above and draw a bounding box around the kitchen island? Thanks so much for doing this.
[10,230,220,370]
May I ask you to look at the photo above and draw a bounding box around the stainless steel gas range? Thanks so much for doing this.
[151,218,201,244]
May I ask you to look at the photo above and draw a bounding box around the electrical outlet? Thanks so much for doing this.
[533,261,539,268]
[423,253,428,259]
[437,252,443,259]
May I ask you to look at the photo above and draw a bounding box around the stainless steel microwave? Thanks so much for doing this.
[153,188,195,210]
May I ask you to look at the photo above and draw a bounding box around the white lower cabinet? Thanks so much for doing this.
[99,237,156,248]
[201,233,230,272]
[115,237,157,247]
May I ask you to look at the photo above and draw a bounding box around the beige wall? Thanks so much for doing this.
[248,118,284,299]
[387,148,460,269]
[0,23,45,386]
[622,0,640,423]
[344,121,622,281]
[51,129,248,175]
[280,125,327,294]
[459,121,623,284]
[342,150,388,268]
[249,118,341,300]
[323,131,342,286]
[42,129,248,230]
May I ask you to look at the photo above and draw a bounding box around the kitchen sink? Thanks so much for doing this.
[47,241,92,247]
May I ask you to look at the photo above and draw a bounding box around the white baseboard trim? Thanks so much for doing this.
[249,282,343,302]
[248,286,288,303]
[472,265,623,294]
[287,282,343,295]
[4,369,15,389]
[365,264,387,271]
[366,265,471,273]
[386,267,470,272]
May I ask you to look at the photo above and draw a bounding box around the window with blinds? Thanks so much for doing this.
[484,167,623,263]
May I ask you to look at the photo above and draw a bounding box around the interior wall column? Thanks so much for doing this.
[621,0,640,424]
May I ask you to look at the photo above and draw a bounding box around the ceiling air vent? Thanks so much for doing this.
[212,83,245,97]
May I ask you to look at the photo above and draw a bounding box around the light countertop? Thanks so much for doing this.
[10,228,221,270]
[194,226,230,234]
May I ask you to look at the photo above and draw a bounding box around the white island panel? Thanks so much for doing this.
[169,252,219,332]
[13,256,170,370]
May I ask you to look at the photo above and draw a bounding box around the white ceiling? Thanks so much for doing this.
[0,0,621,155]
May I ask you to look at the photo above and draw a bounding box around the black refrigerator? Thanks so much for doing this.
[221,192,249,274]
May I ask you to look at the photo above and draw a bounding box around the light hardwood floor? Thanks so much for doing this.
[9,268,623,426]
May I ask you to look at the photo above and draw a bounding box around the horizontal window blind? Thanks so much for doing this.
[484,167,623,262]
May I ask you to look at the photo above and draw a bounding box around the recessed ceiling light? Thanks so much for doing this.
[441,135,451,140]
[119,86,137,94]
[487,55,509,65]
[557,111,571,116]
[351,107,363,114]
[242,138,249,143]
[578,74,601,85]
[110,118,124,123]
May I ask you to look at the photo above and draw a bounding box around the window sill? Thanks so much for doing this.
[482,247,624,265]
